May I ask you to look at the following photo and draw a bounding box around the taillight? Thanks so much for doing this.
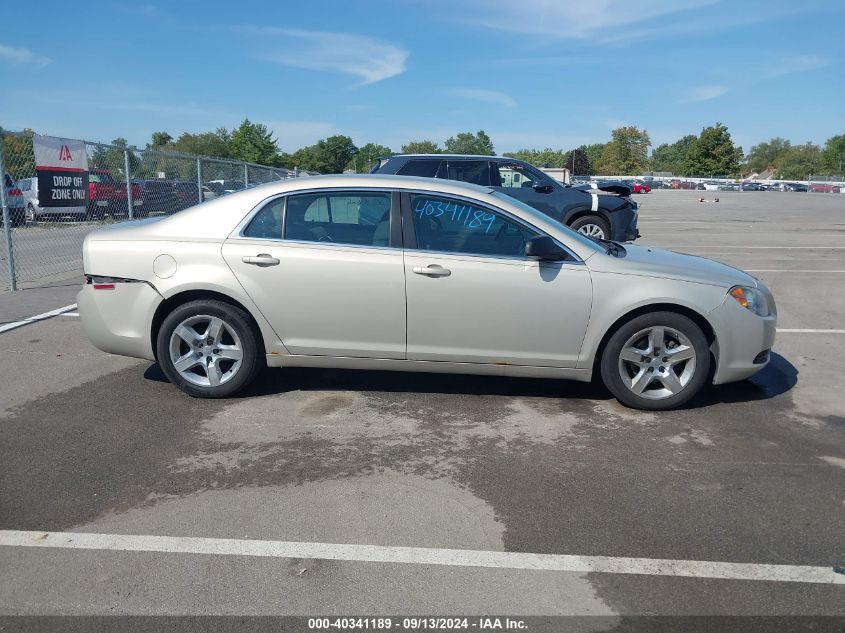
[8,188,22,196]
[93,283,115,290]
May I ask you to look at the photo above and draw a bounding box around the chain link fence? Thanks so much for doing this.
[1,130,311,291]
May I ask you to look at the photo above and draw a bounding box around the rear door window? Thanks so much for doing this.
[284,191,393,247]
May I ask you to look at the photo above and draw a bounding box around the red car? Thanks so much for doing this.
[633,181,651,194]
[88,169,144,219]
[808,183,841,193]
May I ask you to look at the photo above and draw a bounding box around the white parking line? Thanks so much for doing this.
[61,312,80,317]
[777,329,845,334]
[0,304,78,334]
[0,530,841,585]
[746,270,845,273]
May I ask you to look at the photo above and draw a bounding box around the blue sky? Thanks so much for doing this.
[1,0,843,155]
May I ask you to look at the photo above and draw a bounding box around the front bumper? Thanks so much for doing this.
[77,281,162,361]
[708,290,777,384]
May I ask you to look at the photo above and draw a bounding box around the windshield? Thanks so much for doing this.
[489,191,604,253]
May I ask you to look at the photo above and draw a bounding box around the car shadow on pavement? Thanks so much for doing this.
[143,351,797,409]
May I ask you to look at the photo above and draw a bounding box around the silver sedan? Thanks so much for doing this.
[78,174,776,410]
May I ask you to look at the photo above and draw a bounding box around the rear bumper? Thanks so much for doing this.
[709,293,777,384]
[77,282,162,361]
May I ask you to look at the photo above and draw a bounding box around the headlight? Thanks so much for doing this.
[729,285,770,317]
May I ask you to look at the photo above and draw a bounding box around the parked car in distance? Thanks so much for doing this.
[718,182,740,191]
[809,183,841,193]
[16,176,87,224]
[645,180,670,190]
[633,180,651,194]
[1,174,25,227]
[140,179,200,216]
[740,182,763,191]
[782,182,808,192]
[88,169,144,219]
[208,180,246,194]
[79,174,777,411]
[372,154,639,242]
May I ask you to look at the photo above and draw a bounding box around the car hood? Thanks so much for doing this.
[588,243,757,288]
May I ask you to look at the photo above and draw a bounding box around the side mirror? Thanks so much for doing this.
[533,182,554,194]
[524,235,568,261]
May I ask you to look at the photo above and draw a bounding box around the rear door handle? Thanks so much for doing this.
[242,254,280,266]
[412,264,451,277]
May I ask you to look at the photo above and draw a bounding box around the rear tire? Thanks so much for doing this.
[156,299,264,398]
[600,311,710,410]
[570,215,610,240]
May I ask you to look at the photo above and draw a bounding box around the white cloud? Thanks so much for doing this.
[242,27,407,86]
[451,88,517,108]
[685,85,728,102]
[763,54,830,79]
[264,120,338,152]
[454,0,717,38]
[0,43,51,67]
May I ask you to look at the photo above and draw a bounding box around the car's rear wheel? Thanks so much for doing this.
[600,311,710,410]
[156,299,264,398]
[570,215,610,240]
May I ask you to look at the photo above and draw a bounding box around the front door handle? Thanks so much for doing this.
[412,264,451,277]
[242,254,280,266]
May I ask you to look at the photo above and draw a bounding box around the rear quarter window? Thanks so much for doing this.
[396,160,442,178]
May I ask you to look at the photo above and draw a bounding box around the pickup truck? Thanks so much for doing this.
[87,169,144,219]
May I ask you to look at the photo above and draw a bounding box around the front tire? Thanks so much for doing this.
[570,215,610,240]
[156,299,264,398]
[600,311,710,410]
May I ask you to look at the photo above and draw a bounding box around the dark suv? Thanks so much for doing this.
[372,154,639,241]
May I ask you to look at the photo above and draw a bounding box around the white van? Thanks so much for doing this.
[17,177,87,224]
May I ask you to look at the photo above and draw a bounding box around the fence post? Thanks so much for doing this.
[196,158,202,204]
[243,163,249,188]
[124,149,134,220]
[0,134,17,291]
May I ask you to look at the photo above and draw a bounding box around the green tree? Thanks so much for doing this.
[229,119,279,165]
[502,148,568,167]
[149,131,173,149]
[401,140,441,154]
[682,123,743,177]
[821,134,845,175]
[565,148,590,175]
[444,130,495,155]
[650,135,696,174]
[745,137,791,174]
[774,143,822,180]
[582,143,607,175]
[90,137,140,181]
[0,128,35,179]
[346,143,393,173]
[169,130,232,158]
[290,135,358,174]
[595,127,651,175]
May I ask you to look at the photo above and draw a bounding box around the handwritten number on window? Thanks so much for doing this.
[414,198,496,234]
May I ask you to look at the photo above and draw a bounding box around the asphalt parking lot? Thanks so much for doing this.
[0,191,843,628]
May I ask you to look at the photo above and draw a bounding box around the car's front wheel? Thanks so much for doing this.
[570,215,610,240]
[156,299,264,398]
[600,311,711,410]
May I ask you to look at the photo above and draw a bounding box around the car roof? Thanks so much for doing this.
[386,154,517,161]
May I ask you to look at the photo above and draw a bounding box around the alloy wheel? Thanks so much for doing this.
[168,315,244,387]
[577,223,606,238]
[617,326,697,400]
